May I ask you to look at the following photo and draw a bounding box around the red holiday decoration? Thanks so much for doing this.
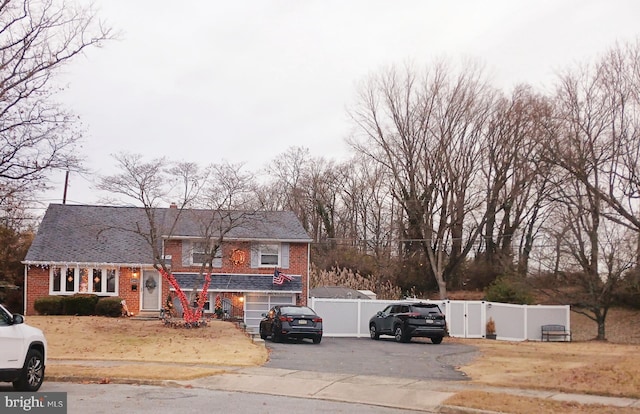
[158,268,211,326]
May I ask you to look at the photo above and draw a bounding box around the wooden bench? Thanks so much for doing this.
[541,324,571,341]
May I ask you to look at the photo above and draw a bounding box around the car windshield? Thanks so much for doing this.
[280,306,316,316]
[410,304,441,316]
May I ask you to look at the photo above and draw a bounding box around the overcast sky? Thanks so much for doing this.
[42,0,640,211]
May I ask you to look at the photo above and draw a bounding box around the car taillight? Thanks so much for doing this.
[313,317,322,323]
[279,316,293,322]
[407,312,421,318]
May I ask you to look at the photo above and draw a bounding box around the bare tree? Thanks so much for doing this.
[479,86,554,277]
[545,178,634,340]
[548,42,640,236]
[338,155,396,261]
[0,0,112,206]
[349,61,496,299]
[98,154,257,326]
[543,50,637,339]
[260,147,313,230]
[183,161,257,312]
[261,147,343,247]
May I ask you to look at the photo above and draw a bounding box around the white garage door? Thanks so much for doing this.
[245,293,295,329]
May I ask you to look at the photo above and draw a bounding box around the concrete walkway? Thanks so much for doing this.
[48,361,640,413]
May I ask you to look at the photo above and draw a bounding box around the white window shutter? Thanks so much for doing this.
[182,241,191,266]
[250,243,259,268]
[213,248,222,268]
[281,243,290,269]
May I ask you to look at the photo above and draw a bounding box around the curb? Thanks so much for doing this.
[47,375,171,387]
[438,405,502,414]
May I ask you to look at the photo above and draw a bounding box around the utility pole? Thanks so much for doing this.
[62,170,69,204]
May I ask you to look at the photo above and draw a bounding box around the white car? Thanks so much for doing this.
[0,304,47,391]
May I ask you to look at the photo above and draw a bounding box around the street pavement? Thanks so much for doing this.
[35,333,640,413]
[44,361,640,413]
[32,382,429,414]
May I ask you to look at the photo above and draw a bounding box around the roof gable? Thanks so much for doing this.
[24,204,310,265]
[166,209,311,241]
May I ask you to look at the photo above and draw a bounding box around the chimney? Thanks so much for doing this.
[169,202,177,209]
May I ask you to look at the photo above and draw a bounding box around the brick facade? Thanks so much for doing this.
[25,240,309,315]
[24,266,49,315]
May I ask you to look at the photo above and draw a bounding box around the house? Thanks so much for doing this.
[23,204,312,329]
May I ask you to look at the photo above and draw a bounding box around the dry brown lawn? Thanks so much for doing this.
[444,391,640,414]
[454,307,640,398]
[444,307,640,413]
[28,316,268,381]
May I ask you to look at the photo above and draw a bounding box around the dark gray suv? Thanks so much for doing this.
[369,302,447,344]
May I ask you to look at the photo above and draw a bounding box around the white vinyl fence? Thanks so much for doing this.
[308,298,570,341]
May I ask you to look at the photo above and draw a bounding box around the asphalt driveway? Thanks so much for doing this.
[264,336,478,381]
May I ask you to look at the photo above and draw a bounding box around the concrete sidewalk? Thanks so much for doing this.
[180,367,452,412]
[48,361,640,413]
[173,366,640,413]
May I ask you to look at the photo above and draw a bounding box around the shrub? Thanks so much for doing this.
[485,275,534,305]
[614,269,640,309]
[63,294,99,315]
[34,296,64,315]
[95,297,124,317]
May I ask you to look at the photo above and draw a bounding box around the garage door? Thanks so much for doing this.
[245,293,295,329]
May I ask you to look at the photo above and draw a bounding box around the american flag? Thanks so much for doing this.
[273,268,292,285]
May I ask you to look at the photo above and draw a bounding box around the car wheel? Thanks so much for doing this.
[13,349,44,392]
[259,325,268,340]
[369,324,380,340]
[312,335,322,344]
[394,325,408,343]
[431,336,443,344]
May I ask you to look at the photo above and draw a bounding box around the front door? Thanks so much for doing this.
[141,270,161,311]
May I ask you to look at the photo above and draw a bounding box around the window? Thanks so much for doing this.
[259,243,279,266]
[92,269,102,292]
[191,242,222,266]
[390,305,403,314]
[51,267,75,294]
[79,268,89,292]
[52,268,61,291]
[411,304,442,316]
[50,267,118,295]
[64,268,74,292]
[105,269,116,293]
[0,305,10,326]
[381,305,392,316]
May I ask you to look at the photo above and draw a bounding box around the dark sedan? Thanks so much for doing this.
[369,302,447,344]
[259,305,323,344]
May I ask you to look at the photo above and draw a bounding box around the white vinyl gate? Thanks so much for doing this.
[308,298,570,341]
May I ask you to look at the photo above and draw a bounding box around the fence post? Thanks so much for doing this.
[523,304,528,341]
[357,299,362,337]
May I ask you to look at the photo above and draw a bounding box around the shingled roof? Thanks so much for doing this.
[173,273,302,293]
[24,204,311,266]
[164,208,312,241]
